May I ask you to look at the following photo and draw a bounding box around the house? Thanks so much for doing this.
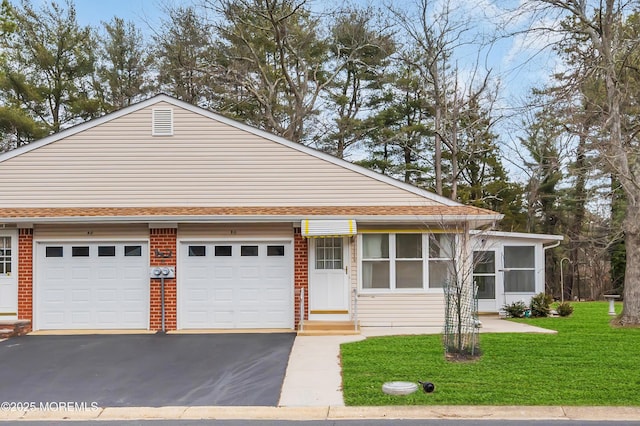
[0,95,558,332]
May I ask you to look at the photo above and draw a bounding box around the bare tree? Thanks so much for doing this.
[520,0,640,324]
[389,0,495,199]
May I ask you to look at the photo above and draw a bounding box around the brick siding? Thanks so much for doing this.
[293,228,309,327]
[149,228,177,331]
[17,229,33,332]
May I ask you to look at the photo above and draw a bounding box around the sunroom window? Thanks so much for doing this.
[504,246,535,292]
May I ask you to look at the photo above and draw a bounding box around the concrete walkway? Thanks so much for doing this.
[279,335,364,407]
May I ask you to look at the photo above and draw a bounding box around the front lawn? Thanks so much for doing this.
[341,302,640,406]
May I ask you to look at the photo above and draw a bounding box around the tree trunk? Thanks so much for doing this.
[434,104,442,195]
[566,131,588,300]
[621,203,640,324]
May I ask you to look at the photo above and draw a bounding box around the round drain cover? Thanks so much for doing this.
[382,381,418,395]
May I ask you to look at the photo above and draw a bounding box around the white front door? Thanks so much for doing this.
[474,249,500,312]
[0,231,18,320]
[309,237,350,320]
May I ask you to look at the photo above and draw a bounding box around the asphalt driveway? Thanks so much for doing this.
[0,333,295,407]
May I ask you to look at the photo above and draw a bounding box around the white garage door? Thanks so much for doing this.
[37,242,148,330]
[180,241,293,329]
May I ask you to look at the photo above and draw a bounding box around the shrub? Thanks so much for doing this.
[556,302,574,317]
[503,300,528,318]
[530,292,553,317]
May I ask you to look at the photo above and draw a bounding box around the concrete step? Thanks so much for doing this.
[298,320,359,336]
[297,329,360,336]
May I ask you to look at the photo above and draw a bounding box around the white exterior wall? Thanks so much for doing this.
[0,102,439,208]
[355,294,445,327]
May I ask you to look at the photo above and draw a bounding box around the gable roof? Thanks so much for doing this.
[0,94,459,207]
[0,94,504,226]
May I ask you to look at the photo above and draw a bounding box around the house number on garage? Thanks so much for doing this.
[154,249,172,258]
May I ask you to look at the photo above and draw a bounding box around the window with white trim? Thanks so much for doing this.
[362,234,389,289]
[428,234,455,289]
[504,245,535,292]
[361,233,455,290]
[0,237,11,275]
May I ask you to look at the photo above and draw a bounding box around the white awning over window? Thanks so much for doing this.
[301,219,357,238]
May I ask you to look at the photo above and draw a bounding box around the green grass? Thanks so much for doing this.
[340,302,640,406]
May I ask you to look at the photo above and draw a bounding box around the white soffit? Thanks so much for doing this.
[301,219,357,238]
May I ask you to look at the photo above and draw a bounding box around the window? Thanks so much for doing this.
[267,245,285,256]
[46,246,63,258]
[315,238,342,270]
[473,251,495,299]
[98,246,116,257]
[215,246,232,256]
[361,233,456,291]
[0,237,11,275]
[362,234,390,289]
[72,246,90,257]
[395,234,422,288]
[504,246,535,292]
[428,234,454,288]
[241,245,258,256]
[188,245,206,257]
[124,245,142,257]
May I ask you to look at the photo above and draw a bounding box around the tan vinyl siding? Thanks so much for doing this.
[355,293,445,327]
[0,102,438,208]
[33,224,148,240]
[178,223,293,239]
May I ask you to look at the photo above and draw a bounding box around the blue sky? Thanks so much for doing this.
[73,0,165,29]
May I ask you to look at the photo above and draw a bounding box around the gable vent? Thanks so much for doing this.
[152,108,174,136]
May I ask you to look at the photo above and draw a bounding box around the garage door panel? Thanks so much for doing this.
[239,266,259,278]
[97,311,117,323]
[37,242,148,330]
[214,266,233,279]
[71,267,91,280]
[122,266,145,279]
[180,241,292,329]
[71,311,91,325]
[43,311,64,326]
[265,288,287,301]
[214,310,234,324]
[186,288,208,301]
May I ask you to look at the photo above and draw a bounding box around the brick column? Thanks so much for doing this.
[149,228,177,331]
[17,228,33,331]
[293,228,309,327]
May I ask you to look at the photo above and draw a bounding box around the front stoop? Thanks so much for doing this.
[0,320,32,339]
[297,320,360,336]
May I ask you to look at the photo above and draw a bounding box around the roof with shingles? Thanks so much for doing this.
[0,205,498,219]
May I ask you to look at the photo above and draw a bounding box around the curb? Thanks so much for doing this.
[1,405,640,421]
